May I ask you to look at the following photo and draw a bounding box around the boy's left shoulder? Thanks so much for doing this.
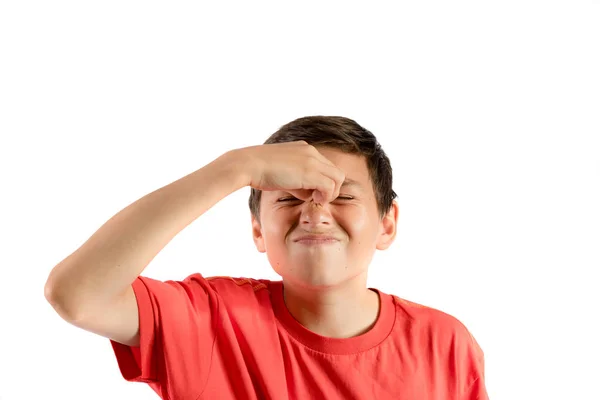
[389,294,487,397]
[390,295,481,345]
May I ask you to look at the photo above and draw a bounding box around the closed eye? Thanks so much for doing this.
[277,197,299,202]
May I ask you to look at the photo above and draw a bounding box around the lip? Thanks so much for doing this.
[293,235,340,245]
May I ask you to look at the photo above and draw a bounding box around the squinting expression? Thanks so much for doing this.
[251,146,396,289]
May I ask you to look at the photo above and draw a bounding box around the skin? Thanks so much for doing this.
[251,146,400,339]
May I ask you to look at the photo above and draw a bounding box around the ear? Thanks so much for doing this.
[251,213,266,253]
[376,200,399,250]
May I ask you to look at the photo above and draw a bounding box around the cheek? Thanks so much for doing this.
[340,206,368,230]
[261,215,292,246]
[342,208,380,243]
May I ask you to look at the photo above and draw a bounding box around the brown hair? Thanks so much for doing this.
[248,115,397,221]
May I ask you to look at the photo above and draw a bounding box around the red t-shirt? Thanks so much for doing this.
[110,273,488,399]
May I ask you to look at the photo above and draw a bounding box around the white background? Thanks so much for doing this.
[1,1,599,399]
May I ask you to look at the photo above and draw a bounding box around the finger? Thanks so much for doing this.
[288,189,314,202]
[314,161,345,202]
[286,188,326,204]
[311,173,337,204]
[312,190,324,204]
[310,153,345,200]
[290,171,334,204]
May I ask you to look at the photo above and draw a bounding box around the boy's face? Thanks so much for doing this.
[251,146,398,288]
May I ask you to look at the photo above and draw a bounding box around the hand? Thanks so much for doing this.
[237,141,346,204]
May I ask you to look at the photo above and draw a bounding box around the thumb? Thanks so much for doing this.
[287,189,314,202]
[311,190,325,204]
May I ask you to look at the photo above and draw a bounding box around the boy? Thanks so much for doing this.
[45,116,488,399]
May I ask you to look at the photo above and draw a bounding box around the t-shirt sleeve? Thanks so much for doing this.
[109,273,218,397]
[460,329,489,400]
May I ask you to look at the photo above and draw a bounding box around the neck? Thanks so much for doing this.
[282,275,381,339]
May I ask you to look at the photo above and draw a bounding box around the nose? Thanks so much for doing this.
[300,200,333,228]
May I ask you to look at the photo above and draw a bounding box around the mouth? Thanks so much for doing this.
[294,236,340,245]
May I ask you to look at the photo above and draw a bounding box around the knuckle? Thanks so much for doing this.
[304,143,317,153]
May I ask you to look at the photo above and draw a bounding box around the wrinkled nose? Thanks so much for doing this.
[300,200,333,228]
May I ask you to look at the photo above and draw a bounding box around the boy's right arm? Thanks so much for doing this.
[44,149,251,347]
[44,140,344,347]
